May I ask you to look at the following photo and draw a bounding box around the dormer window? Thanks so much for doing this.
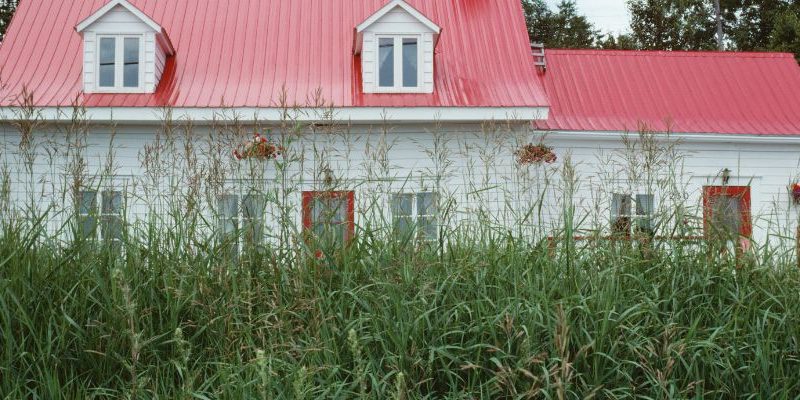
[97,36,142,90]
[355,0,440,94]
[377,36,421,90]
[76,0,175,94]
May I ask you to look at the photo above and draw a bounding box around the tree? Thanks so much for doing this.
[627,0,719,50]
[523,0,600,48]
[626,0,800,60]
[598,33,639,50]
[769,6,800,60]
[0,0,18,43]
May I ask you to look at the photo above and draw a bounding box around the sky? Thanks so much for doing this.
[545,0,632,34]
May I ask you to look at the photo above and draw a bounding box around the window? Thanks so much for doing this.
[97,36,142,90]
[703,186,752,243]
[302,191,355,248]
[217,193,266,255]
[78,190,123,241]
[611,193,654,237]
[376,36,421,90]
[391,192,437,241]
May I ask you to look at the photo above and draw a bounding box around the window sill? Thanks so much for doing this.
[366,87,433,94]
[87,87,152,94]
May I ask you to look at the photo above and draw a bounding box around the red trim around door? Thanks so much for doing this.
[302,191,356,242]
[702,186,752,238]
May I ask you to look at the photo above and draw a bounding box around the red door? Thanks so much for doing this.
[302,191,355,245]
[703,186,752,240]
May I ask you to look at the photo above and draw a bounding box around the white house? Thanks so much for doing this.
[0,0,799,254]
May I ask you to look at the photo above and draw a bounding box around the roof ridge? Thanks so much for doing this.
[546,49,795,59]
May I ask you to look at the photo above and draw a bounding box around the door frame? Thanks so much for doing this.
[301,191,356,243]
[702,185,752,239]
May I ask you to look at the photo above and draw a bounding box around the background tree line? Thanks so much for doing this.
[525,0,799,59]
[0,0,797,60]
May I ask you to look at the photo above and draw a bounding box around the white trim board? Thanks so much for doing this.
[0,107,550,124]
[543,130,800,144]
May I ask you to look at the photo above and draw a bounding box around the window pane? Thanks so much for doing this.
[79,216,98,239]
[402,38,418,88]
[102,191,122,214]
[102,216,123,241]
[101,191,123,241]
[611,193,631,217]
[99,38,116,87]
[243,194,265,244]
[123,38,140,88]
[635,194,653,216]
[417,192,436,216]
[218,195,239,234]
[611,193,631,235]
[312,195,348,246]
[419,216,437,241]
[393,216,413,238]
[391,194,413,216]
[79,191,97,215]
[710,195,741,239]
[378,38,395,87]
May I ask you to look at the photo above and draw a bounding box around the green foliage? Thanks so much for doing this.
[628,0,719,50]
[0,0,18,43]
[523,0,600,48]
[626,0,800,59]
[2,217,800,398]
[770,6,800,60]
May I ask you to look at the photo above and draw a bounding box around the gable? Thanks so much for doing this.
[81,4,154,34]
[357,0,440,34]
[366,4,435,34]
[76,0,161,33]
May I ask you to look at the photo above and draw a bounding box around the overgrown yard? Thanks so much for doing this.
[2,223,799,399]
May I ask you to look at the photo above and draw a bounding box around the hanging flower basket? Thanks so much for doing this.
[233,133,284,160]
[515,143,557,165]
[791,183,800,204]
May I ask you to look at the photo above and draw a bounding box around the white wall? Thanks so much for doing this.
[1,121,799,252]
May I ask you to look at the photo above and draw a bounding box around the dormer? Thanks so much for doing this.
[355,0,440,94]
[76,0,175,94]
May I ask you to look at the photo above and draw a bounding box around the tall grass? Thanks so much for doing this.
[1,100,800,398]
[2,219,800,398]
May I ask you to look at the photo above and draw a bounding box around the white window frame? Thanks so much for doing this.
[391,191,438,241]
[77,189,125,242]
[95,34,145,93]
[374,34,424,93]
[610,192,655,237]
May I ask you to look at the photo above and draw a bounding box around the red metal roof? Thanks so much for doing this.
[0,0,549,109]
[537,49,800,135]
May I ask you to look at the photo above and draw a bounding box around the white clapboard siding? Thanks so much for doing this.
[1,122,799,250]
